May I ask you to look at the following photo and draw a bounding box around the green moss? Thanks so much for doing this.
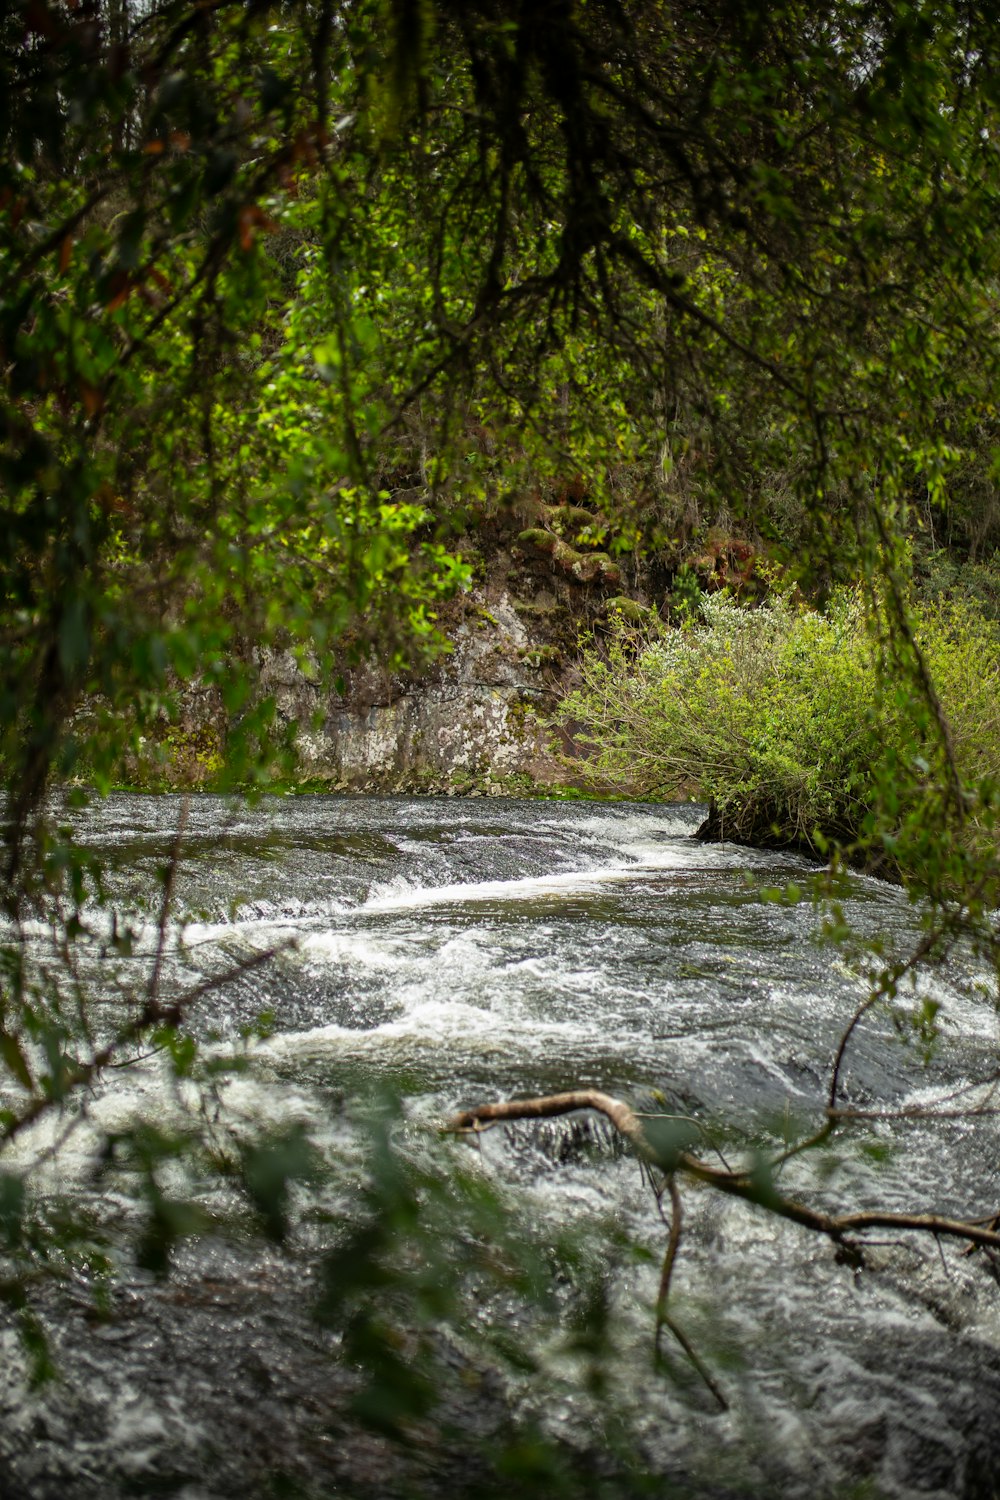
[519,530,622,585]
[605,596,654,623]
[520,645,564,669]
[544,503,601,537]
[570,551,622,585]
[518,527,562,556]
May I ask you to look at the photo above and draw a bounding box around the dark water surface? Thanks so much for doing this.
[2,795,1000,1499]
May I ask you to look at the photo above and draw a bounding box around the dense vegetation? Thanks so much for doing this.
[7,0,1000,836]
[561,589,1000,880]
[5,0,1000,1493]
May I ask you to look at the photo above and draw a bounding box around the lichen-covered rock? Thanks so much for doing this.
[256,590,564,791]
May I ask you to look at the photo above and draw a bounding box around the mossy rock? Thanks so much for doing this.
[545,503,600,536]
[518,529,577,570]
[519,644,564,669]
[605,596,654,624]
[518,527,560,556]
[518,530,621,585]
[571,551,622,585]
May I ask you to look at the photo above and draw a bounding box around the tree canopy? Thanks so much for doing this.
[5,2,1000,850]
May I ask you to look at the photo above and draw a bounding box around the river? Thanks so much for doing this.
[1,794,999,1499]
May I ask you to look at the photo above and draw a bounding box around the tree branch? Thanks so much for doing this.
[445,1090,1000,1255]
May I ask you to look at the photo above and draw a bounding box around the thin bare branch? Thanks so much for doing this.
[147,795,190,1010]
[0,938,296,1150]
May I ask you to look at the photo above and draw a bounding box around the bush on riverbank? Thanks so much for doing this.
[558,592,1000,869]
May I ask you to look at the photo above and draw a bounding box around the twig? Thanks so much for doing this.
[147,796,190,1011]
[654,1175,684,1346]
[0,939,296,1150]
[658,1308,730,1412]
[828,993,882,1111]
[651,1175,726,1406]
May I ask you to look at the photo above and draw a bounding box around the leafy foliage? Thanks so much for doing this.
[560,591,1000,879]
[5,1,1000,869]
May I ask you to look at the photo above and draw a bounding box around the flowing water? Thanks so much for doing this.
[2,794,1000,1500]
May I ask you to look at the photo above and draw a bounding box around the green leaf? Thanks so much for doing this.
[0,1031,33,1091]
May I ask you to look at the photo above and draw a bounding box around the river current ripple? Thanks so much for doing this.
[2,794,1000,1499]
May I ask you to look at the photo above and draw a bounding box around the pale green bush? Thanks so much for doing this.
[558,592,1000,864]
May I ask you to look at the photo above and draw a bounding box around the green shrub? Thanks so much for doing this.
[557,592,1000,868]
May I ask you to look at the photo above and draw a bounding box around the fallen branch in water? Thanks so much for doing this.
[446,1087,1000,1405]
[447,1090,1000,1253]
[449,1091,730,1406]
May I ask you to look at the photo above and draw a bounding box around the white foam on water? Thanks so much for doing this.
[1,1045,346,1201]
[298,928,433,968]
[356,856,698,914]
[257,993,609,1068]
[1,1059,195,1187]
[539,808,702,842]
[913,971,1000,1042]
[179,918,286,948]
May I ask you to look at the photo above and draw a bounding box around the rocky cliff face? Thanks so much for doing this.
[258,588,566,792]
[140,511,657,792]
[254,496,658,790]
